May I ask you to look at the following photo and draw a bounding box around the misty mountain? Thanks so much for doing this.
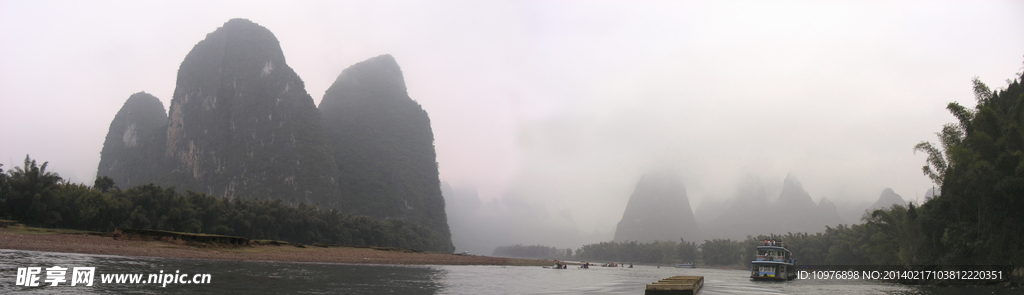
[924,187,939,200]
[161,18,339,204]
[693,195,726,225]
[868,188,907,211]
[834,199,871,224]
[95,19,454,252]
[829,189,909,224]
[96,91,169,186]
[441,181,613,255]
[816,196,845,226]
[774,174,818,214]
[613,172,700,243]
[702,175,772,240]
[441,182,489,254]
[773,174,845,233]
[703,174,847,240]
[97,92,169,188]
[319,54,452,250]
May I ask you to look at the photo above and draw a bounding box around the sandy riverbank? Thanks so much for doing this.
[0,226,549,266]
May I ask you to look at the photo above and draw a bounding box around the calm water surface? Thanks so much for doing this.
[0,249,1016,294]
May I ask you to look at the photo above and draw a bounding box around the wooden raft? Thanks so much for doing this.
[645,276,703,295]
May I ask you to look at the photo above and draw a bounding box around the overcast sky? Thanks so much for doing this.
[2,0,1022,242]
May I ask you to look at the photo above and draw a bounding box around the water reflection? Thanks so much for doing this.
[1,250,1017,295]
[1,250,446,294]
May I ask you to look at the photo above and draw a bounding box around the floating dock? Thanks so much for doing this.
[645,276,703,295]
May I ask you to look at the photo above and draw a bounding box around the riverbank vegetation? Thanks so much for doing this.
[0,160,450,252]
[574,239,700,264]
[492,244,574,259]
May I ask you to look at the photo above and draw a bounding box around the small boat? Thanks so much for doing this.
[543,266,566,269]
[675,263,695,268]
[545,260,568,269]
[750,239,796,280]
[601,262,619,267]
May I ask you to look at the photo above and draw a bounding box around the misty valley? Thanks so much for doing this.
[2,13,1023,294]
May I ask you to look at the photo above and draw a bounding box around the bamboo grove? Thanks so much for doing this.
[0,158,450,252]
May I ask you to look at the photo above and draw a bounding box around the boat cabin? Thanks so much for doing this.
[754,247,793,264]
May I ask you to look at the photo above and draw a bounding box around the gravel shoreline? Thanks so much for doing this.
[0,228,548,266]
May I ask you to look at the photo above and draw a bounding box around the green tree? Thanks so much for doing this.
[914,71,1023,266]
[676,238,698,263]
[5,155,64,225]
[93,176,116,193]
[700,239,741,265]
[0,163,8,218]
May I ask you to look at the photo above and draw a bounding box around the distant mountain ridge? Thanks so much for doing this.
[816,196,845,226]
[775,174,817,213]
[701,175,772,239]
[773,174,845,233]
[97,19,452,252]
[695,174,848,240]
[869,188,907,211]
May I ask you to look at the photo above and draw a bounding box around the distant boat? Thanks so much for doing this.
[548,260,567,269]
[543,266,566,269]
[750,240,796,281]
[674,263,695,268]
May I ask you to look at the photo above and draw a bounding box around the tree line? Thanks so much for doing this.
[0,158,451,252]
[565,200,1004,267]
[572,239,699,264]
[492,244,574,259]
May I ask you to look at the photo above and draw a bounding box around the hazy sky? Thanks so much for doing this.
[2,1,1022,242]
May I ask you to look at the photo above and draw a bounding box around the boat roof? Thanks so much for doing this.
[751,261,792,265]
[756,245,792,252]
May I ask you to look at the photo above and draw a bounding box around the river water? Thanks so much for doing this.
[0,249,1016,294]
